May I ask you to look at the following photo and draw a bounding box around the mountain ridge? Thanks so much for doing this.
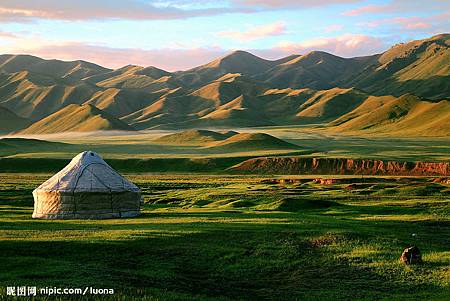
[0,33,448,136]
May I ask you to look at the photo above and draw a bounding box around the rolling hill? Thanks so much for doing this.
[154,129,238,146]
[18,104,135,134]
[205,133,299,151]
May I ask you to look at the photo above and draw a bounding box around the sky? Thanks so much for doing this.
[0,0,448,71]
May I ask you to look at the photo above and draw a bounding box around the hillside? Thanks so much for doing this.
[0,106,29,133]
[206,133,299,151]
[0,138,69,157]
[0,138,66,150]
[18,104,135,134]
[329,94,450,136]
[295,87,368,123]
[351,34,450,99]
[0,70,100,121]
[0,34,448,135]
[122,74,271,129]
[154,129,237,146]
[0,54,110,81]
[175,51,275,87]
[255,51,379,90]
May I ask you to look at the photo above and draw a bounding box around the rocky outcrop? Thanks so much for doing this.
[230,157,450,176]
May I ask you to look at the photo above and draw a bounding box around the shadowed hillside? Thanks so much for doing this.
[0,138,69,156]
[206,133,299,151]
[351,34,450,99]
[0,138,66,149]
[0,106,29,133]
[0,54,110,81]
[18,104,135,134]
[254,51,379,90]
[154,129,238,146]
[175,50,275,87]
[295,87,368,123]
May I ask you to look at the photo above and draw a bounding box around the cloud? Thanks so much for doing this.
[343,0,450,16]
[266,34,386,58]
[0,0,246,22]
[0,30,18,39]
[393,17,432,30]
[404,22,431,29]
[343,4,388,16]
[358,15,439,31]
[324,24,344,33]
[0,0,368,23]
[233,0,360,8]
[217,21,286,41]
[0,0,447,24]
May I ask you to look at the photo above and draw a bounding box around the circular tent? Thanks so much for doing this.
[32,151,141,219]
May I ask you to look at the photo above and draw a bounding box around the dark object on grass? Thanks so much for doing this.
[400,246,422,264]
[345,184,357,190]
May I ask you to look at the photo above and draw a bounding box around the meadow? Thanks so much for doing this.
[0,173,449,300]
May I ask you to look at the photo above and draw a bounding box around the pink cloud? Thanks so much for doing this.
[0,0,247,22]
[324,24,344,33]
[0,0,363,22]
[343,4,388,16]
[404,22,431,29]
[217,21,286,42]
[265,34,386,58]
[234,0,360,8]
[358,16,433,31]
[343,0,450,16]
[0,30,18,39]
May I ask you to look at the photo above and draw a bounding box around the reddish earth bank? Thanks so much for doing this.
[230,157,450,176]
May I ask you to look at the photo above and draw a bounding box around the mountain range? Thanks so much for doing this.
[0,33,448,136]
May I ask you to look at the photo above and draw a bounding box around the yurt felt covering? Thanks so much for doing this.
[32,151,141,219]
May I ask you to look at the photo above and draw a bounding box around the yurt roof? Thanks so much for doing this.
[34,151,139,193]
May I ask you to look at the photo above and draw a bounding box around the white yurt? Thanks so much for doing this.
[32,151,141,219]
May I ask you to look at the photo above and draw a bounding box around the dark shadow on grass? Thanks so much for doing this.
[1,226,449,301]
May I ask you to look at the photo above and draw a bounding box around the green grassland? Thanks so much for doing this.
[1,128,449,167]
[0,174,449,300]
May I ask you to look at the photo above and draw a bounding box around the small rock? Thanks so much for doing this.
[400,246,422,264]
[345,184,357,190]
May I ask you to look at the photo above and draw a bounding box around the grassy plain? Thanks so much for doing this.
[2,127,450,163]
[0,174,449,300]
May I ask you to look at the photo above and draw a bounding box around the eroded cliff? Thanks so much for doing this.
[230,157,450,176]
